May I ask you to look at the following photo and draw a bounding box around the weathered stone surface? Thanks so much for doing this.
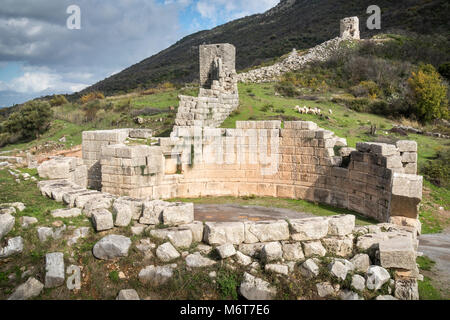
[261,242,283,262]
[131,224,146,235]
[84,195,115,217]
[316,282,339,298]
[390,173,423,219]
[45,252,65,288]
[20,216,38,229]
[156,242,181,262]
[114,197,144,221]
[235,251,252,266]
[376,295,398,300]
[162,202,194,226]
[396,140,417,153]
[0,213,15,239]
[340,290,363,300]
[282,242,305,261]
[351,274,366,291]
[183,222,204,243]
[321,235,353,257]
[0,206,15,215]
[265,264,289,276]
[303,241,327,258]
[299,259,320,279]
[0,236,24,258]
[389,216,421,235]
[329,261,349,281]
[379,237,416,271]
[114,206,133,227]
[216,243,236,259]
[117,289,140,300]
[51,208,82,218]
[68,227,89,246]
[203,222,245,245]
[239,272,276,300]
[2,202,25,212]
[185,253,217,268]
[394,280,419,300]
[290,217,329,241]
[93,235,131,260]
[150,227,193,248]
[327,215,355,236]
[350,253,370,273]
[356,233,388,252]
[139,265,174,286]
[366,266,390,291]
[8,277,44,300]
[244,220,289,243]
[37,227,54,242]
[238,243,265,258]
[140,200,167,225]
[92,209,114,232]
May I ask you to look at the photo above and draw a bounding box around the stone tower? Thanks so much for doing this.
[340,17,360,40]
[199,43,236,90]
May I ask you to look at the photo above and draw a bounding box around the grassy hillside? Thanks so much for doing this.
[76,0,450,97]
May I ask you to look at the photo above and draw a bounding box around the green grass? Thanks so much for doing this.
[419,276,444,300]
[109,271,120,283]
[417,256,436,271]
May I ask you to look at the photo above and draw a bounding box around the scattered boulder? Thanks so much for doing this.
[84,196,115,218]
[316,282,339,298]
[340,290,363,300]
[366,266,390,291]
[93,235,131,260]
[183,222,204,243]
[117,289,140,300]
[216,243,236,259]
[261,242,283,263]
[91,209,114,232]
[45,252,65,288]
[131,224,146,236]
[156,242,181,262]
[265,264,289,276]
[114,197,144,221]
[299,259,320,279]
[37,227,54,242]
[350,253,370,273]
[0,213,15,239]
[51,208,82,218]
[328,260,349,281]
[321,235,353,257]
[303,241,326,257]
[20,216,38,229]
[139,265,174,286]
[379,237,416,271]
[0,206,16,215]
[150,228,193,249]
[140,200,167,225]
[185,253,217,268]
[68,227,90,246]
[239,272,276,300]
[114,205,133,227]
[8,277,44,300]
[235,251,252,266]
[238,243,265,258]
[351,274,366,291]
[0,236,24,258]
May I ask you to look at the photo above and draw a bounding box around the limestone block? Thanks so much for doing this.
[183,222,204,243]
[396,140,417,153]
[261,242,283,262]
[140,200,168,225]
[350,253,371,273]
[303,241,327,257]
[156,242,181,262]
[391,173,423,219]
[0,213,15,239]
[185,253,217,268]
[150,227,193,248]
[282,242,305,261]
[379,237,416,271]
[244,220,289,243]
[265,264,289,276]
[216,243,236,259]
[366,266,390,291]
[239,272,276,300]
[92,209,114,232]
[45,252,65,288]
[162,202,194,226]
[117,289,140,300]
[290,217,329,241]
[8,278,44,300]
[328,260,349,281]
[299,259,320,279]
[401,152,417,163]
[92,235,131,260]
[327,215,355,236]
[203,222,245,245]
[394,279,419,300]
[139,265,173,286]
[322,235,354,257]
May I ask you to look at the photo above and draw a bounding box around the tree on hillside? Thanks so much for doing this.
[408,64,449,123]
[3,101,53,140]
[50,95,69,107]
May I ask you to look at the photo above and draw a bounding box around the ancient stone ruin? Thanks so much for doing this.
[26,18,423,300]
[340,16,360,40]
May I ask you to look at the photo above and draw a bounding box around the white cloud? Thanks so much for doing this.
[0,69,89,93]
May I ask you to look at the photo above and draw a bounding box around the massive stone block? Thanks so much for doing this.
[390,173,423,219]
[203,222,245,245]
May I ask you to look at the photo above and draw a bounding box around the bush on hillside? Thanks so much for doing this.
[49,95,69,107]
[80,91,105,104]
[82,100,102,122]
[2,101,53,141]
[407,64,449,124]
[421,148,450,188]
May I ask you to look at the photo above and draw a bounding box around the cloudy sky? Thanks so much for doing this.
[0,0,278,108]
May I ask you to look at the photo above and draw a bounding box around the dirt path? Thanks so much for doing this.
[418,229,450,299]
[194,204,314,222]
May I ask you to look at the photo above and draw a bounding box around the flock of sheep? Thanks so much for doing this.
[295,105,333,115]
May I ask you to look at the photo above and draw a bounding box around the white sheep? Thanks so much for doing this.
[329,109,333,115]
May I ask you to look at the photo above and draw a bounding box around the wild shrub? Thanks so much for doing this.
[80,91,105,104]
[407,64,449,123]
[49,95,68,107]
[82,100,102,122]
[421,148,450,188]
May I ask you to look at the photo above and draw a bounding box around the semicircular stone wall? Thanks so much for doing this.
[81,120,423,224]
